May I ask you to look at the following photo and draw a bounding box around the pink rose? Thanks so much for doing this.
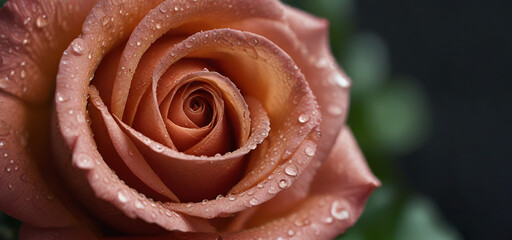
[0,0,380,239]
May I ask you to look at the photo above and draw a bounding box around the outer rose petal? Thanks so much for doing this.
[97,128,379,239]
[0,0,96,228]
[52,0,216,234]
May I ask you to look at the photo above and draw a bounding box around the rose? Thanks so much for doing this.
[0,0,379,239]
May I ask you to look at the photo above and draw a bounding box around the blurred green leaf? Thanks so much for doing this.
[364,77,431,156]
[343,33,390,99]
[395,196,463,240]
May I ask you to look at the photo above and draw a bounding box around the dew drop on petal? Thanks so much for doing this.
[135,200,145,209]
[75,153,94,169]
[36,15,48,28]
[298,114,310,123]
[333,73,350,88]
[227,194,237,201]
[71,38,86,55]
[117,190,129,203]
[278,179,289,189]
[249,197,259,206]
[305,146,316,157]
[331,200,350,220]
[284,165,298,176]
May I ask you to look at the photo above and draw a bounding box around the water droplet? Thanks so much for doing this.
[324,216,333,224]
[71,38,86,55]
[227,194,237,201]
[202,199,208,204]
[5,166,11,173]
[284,165,298,176]
[333,73,350,88]
[155,23,162,29]
[134,200,144,209]
[288,229,295,236]
[174,6,179,11]
[22,38,29,45]
[331,201,349,220]
[0,120,10,136]
[216,194,224,200]
[248,37,258,47]
[36,15,48,28]
[298,114,310,123]
[20,70,26,79]
[136,41,141,46]
[0,140,5,148]
[327,105,342,116]
[268,185,277,194]
[153,144,163,152]
[8,183,13,189]
[117,190,129,203]
[305,146,316,157]
[316,57,329,68]
[56,93,67,102]
[159,5,168,13]
[249,197,259,206]
[184,39,194,48]
[75,153,94,169]
[278,179,289,189]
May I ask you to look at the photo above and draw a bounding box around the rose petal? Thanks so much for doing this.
[117,96,267,204]
[106,127,378,239]
[0,0,97,103]
[88,86,179,202]
[0,94,76,228]
[160,71,250,156]
[110,0,283,117]
[221,1,353,211]
[0,0,97,228]
[227,127,380,237]
[53,0,214,233]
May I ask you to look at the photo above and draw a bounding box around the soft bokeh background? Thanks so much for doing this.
[2,0,511,239]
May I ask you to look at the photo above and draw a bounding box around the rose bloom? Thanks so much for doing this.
[0,0,379,239]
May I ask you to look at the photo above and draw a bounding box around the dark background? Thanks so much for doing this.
[355,0,512,239]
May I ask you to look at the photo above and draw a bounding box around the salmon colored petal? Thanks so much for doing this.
[226,127,380,237]
[112,128,378,239]
[221,2,353,208]
[0,0,97,104]
[88,86,179,202]
[0,0,98,228]
[118,96,267,204]
[123,28,318,219]
[0,94,76,228]
[160,71,250,156]
[53,0,215,234]
[19,224,98,240]
[110,0,283,117]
